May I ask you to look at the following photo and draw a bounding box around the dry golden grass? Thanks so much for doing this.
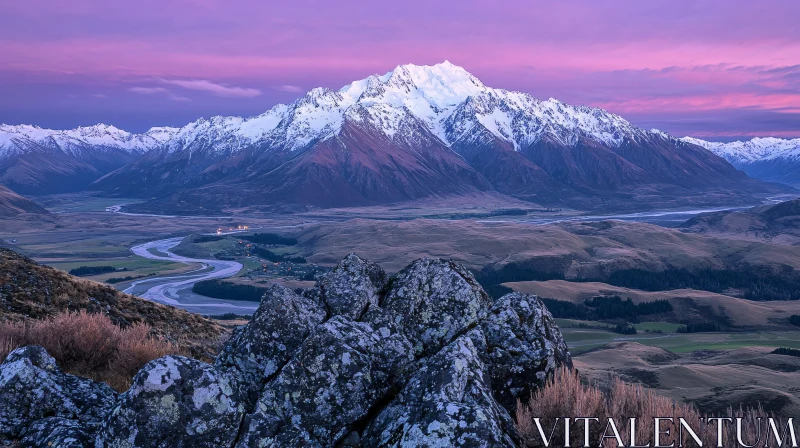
[0,247,224,360]
[0,311,182,391]
[517,367,785,447]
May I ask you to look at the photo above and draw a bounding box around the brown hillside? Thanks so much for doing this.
[0,184,48,216]
[0,248,223,358]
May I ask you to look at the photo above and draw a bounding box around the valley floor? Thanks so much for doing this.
[4,192,800,415]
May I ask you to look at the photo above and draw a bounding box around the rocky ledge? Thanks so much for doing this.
[0,254,571,447]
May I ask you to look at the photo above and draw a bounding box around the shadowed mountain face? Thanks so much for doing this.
[97,63,785,212]
[4,63,789,211]
[0,185,48,216]
[0,124,175,194]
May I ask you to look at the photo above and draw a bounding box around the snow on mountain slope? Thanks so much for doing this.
[0,123,178,158]
[1,62,660,162]
[682,137,800,163]
[682,137,800,185]
[149,61,650,158]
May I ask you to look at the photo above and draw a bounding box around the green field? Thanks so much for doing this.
[44,257,194,285]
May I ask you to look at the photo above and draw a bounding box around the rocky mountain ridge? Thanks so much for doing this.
[0,124,177,194]
[2,62,785,208]
[94,62,779,212]
[0,254,571,447]
[682,136,800,186]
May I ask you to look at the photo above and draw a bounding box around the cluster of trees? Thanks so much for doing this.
[540,296,672,323]
[106,275,144,284]
[677,322,721,333]
[69,266,121,276]
[475,262,800,302]
[250,247,306,264]
[611,323,637,335]
[772,347,800,357]
[192,235,225,244]
[241,233,298,246]
[607,268,800,301]
[204,312,252,321]
[790,315,800,327]
[192,280,269,302]
[474,260,567,291]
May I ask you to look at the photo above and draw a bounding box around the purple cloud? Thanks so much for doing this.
[159,79,262,98]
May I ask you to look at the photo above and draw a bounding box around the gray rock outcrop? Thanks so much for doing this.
[215,284,326,407]
[0,256,572,447]
[0,346,117,444]
[97,355,244,448]
[361,335,519,447]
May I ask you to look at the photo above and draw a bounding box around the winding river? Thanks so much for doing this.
[123,237,258,315]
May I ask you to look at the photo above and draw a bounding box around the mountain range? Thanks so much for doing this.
[682,137,800,187]
[0,124,176,194]
[0,62,791,213]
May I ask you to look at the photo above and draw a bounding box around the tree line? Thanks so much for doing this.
[540,296,673,323]
[192,280,268,302]
[240,233,298,246]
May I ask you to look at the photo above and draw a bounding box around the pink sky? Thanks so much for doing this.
[1,0,798,139]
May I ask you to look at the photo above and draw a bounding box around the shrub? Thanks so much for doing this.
[68,265,118,276]
[677,322,721,333]
[240,233,297,246]
[250,246,306,263]
[611,323,637,335]
[542,296,672,322]
[517,367,780,447]
[772,347,800,357]
[192,234,225,244]
[0,311,181,391]
[192,279,268,302]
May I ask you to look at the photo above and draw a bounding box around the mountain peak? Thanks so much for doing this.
[386,61,484,93]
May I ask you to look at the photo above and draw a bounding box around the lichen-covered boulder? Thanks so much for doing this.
[97,355,244,448]
[215,285,326,407]
[19,417,92,448]
[313,253,388,319]
[364,258,491,357]
[478,292,572,412]
[0,346,117,442]
[236,316,413,447]
[361,336,519,447]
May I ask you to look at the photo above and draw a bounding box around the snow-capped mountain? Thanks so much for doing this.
[681,137,800,186]
[0,124,178,194]
[133,61,647,158]
[3,62,784,209]
[0,124,176,157]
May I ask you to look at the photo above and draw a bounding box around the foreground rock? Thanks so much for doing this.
[477,292,572,412]
[237,316,413,446]
[364,258,492,358]
[0,255,572,447]
[215,285,326,407]
[311,253,388,319]
[0,346,117,444]
[97,355,244,448]
[19,417,92,448]
[362,336,519,447]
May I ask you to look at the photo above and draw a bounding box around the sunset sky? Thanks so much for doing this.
[1,0,798,140]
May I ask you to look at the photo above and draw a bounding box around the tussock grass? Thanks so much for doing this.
[0,311,182,391]
[517,367,783,447]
